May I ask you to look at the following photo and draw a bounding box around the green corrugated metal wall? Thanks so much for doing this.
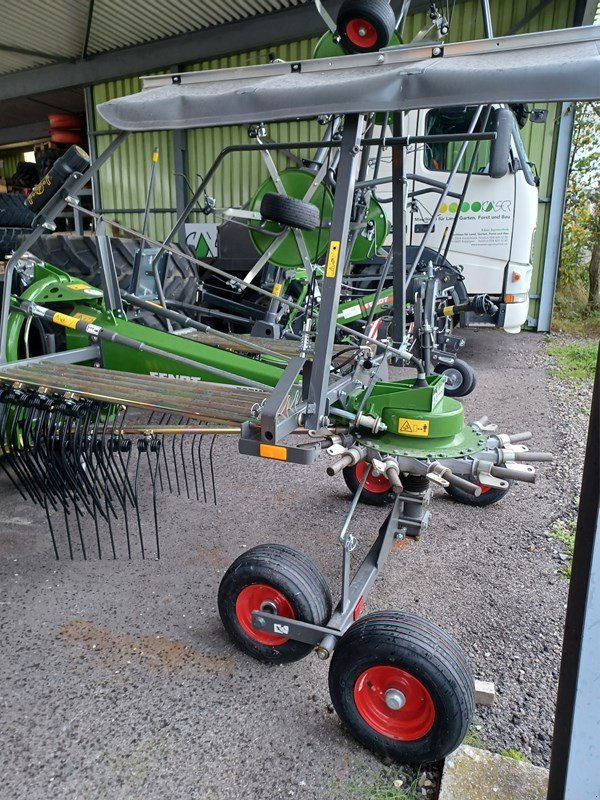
[91,0,577,322]
[0,151,25,182]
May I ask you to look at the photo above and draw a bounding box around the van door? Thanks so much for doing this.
[408,106,516,297]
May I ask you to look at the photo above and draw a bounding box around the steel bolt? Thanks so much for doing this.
[432,47,442,56]
[385,689,407,711]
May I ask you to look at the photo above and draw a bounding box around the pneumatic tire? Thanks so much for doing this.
[434,358,476,397]
[218,544,332,664]
[342,460,394,506]
[328,611,475,763]
[445,480,513,507]
[337,0,396,54]
[260,193,321,231]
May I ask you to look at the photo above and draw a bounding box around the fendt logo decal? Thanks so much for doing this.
[439,199,513,215]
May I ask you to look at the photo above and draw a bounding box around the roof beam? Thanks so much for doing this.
[0,121,48,148]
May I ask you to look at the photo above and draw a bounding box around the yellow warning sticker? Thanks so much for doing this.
[52,312,78,330]
[398,417,430,437]
[73,312,96,324]
[67,283,92,290]
[259,444,288,461]
[272,282,283,297]
[325,240,341,279]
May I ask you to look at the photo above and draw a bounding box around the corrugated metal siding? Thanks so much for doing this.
[0,152,26,181]
[93,79,178,241]
[87,0,305,55]
[91,0,578,323]
[0,0,306,77]
[0,1,87,76]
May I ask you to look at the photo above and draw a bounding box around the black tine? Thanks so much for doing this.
[191,431,200,502]
[133,438,147,559]
[161,414,173,494]
[148,437,161,560]
[180,423,191,501]
[197,434,207,503]
[171,420,182,496]
[209,434,217,505]
[43,496,60,561]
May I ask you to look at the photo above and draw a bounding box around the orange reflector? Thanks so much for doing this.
[512,271,522,282]
[505,293,528,304]
[259,444,288,461]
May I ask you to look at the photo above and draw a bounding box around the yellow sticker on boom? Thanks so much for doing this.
[398,418,430,437]
[67,283,92,291]
[259,444,288,461]
[52,312,78,330]
[326,240,341,278]
[73,312,96,324]
[272,283,283,297]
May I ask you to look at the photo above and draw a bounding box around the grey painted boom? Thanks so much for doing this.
[97,27,600,131]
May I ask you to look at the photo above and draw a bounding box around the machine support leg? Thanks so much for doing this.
[306,115,363,430]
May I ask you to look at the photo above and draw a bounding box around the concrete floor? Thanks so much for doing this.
[0,329,584,799]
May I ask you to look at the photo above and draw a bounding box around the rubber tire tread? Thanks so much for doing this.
[434,358,476,397]
[342,462,394,506]
[328,611,475,763]
[0,195,35,228]
[260,193,321,231]
[218,543,332,664]
[445,480,512,507]
[337,0,396,53]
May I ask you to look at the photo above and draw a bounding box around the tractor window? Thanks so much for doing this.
[423,106,497,174]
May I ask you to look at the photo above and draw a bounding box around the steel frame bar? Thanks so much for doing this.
[250,493,406,648]
[0,130,129,365]
[305,115,363,430]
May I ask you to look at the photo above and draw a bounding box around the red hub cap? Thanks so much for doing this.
[345,18,378,49]
[354,666,436,740]
[356,460,392,495]
[476,482,491,494]
[235,583,295,646]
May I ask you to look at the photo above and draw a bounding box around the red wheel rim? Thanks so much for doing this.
[235,583,295,646]
[356,460,392,494]
[345,18,378,49]
[476,482,491,494]
[353,597,365,621]
[354,665,435,741]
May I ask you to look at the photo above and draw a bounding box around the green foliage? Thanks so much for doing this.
[548,519,577,579]
[500,748,532,763]
[347,769,425,800]
[553,284,600,337]
[463,716,487,749]
[559,102,600,297]
[547,342,598,381]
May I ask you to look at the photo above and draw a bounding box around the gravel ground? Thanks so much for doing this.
[0,328,594,800]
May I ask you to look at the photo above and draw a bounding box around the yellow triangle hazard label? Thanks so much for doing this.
[398,417,430,437]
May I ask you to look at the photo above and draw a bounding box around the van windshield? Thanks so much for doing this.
[423,105,535,184]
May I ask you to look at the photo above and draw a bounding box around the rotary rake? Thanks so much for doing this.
[0,10,597,767]
[0,364,261,559]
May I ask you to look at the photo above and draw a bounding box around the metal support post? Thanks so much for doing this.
[306,115,362,430]
[392,111,407,350]
[547,348,600,799]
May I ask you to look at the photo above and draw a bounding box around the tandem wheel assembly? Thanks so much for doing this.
[218,493,475,763]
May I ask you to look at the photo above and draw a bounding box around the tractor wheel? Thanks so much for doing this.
[218,543,332,664]
[21,235,198,330]
[342,460,394,506]
[434,359,476,397]
[0,195,35,228]
[260,193,321,231]
[328,611,475,763]
[337,0,396,54]
[445,481,512,507]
